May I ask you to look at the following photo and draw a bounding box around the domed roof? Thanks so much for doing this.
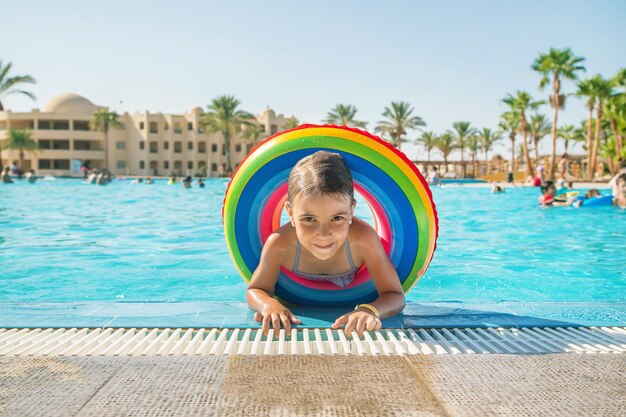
[261,106,276,118]
[44,93,99,115]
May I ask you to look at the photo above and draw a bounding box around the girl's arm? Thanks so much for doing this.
[246,233,302,335]
[332,223,405,335]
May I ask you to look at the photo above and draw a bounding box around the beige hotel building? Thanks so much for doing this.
[0,93,291,177]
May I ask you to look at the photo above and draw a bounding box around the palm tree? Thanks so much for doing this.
[416,131,437,162]
[532,48,586,180]
[557,124,584,154]
[502,91,545,176]
[200,95,254,174]
[465,134,481,177]
[324,104,367,128]
[477,128,503,163]
[576,78,597,176]
[89,109,120,171]
[242,123,265,150]
[582,75,615,179]
[1,129,40,170]
[375,101,425,150]
[0,60,36,112]
[283,116,300,130]
[432,132,456,173]
[605,74,626,170]
[499,111,520,175]
[528,113,552,162]
[451,121,476,178]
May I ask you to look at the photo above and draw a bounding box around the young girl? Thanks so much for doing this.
[246,151,406,337]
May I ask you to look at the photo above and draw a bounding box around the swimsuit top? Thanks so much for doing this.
[292,240,358,288]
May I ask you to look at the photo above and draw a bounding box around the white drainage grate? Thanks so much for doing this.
[0,327,624,356]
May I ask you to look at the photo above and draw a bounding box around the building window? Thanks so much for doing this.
[246,143,252,153]
[73,120,90,131]
[198,142,206,153]
[174,161,182,172]
[211,163,217,172]
[139,122,145,130]
[149,142,158,153]
[211,144,218,152]
[38,139,70,150]
[259,125,266,132]
[198,161,207,173]
[164,123,169,131]
[187,122,193,131]
[164,161,169,169]
[116,160,126,169]
[74,140,101,151]
[174,141,182,153]
[149,122,158,134]
[188,161,193,169]
[38,159,51,169]
[235,143,242,152]
[139,161,145,169]
[53,160,70,170]
[116,141,126,149]
[139,141,145,150]
[271,124,278,134]
[38,120,69,130]
[221,144,226,156]
[173,123,182,134]
[187,142,193,150]
[164,141,169,150]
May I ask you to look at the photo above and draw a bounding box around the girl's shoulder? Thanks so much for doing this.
[349,218,380,249]
[263,224,297,264]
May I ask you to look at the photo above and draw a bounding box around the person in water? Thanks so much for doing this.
[613,174,626,208]
[538,180,577,207]
[246,151,405,337]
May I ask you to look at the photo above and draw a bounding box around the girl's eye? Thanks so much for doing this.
[301,217,315,222]
[332,216,344,221]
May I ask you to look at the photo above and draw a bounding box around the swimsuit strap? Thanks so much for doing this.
[344,239,357,270]
[292,240,303,273]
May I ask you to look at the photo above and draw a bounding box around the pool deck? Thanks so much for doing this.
[1,354,624,416]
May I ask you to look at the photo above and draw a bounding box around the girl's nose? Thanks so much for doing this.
[317,223,331,236]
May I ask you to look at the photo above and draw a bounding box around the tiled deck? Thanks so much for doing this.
[1,354,624,416]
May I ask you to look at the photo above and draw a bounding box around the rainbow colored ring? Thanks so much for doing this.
[223,124,438,306]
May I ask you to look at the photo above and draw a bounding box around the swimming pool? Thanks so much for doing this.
[0,178,624,328]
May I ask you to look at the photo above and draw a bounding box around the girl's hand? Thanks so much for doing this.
[253,302,302,337]
[331,310,381,336]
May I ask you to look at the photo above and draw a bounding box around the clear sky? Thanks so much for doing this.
[4,0,625,160]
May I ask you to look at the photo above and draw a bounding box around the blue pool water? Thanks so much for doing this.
[0,178,624,328]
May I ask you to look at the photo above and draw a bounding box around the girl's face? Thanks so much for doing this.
[546,184,557,196]
[286,193,355,260]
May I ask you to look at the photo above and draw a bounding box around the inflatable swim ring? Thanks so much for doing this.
[575,195,614,207]
[223,124,439,306]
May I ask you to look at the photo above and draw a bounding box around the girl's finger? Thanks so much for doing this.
[280,313,292,333]
[355,316,367,335]
[271,314,281,337]
[365,317,378,331]
[254,312,263,323]
[331,314,348,329]
[289,312,302,324]
[262,314,271,336]
[344,315,359,336]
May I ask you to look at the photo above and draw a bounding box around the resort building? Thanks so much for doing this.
[0,93,291,177]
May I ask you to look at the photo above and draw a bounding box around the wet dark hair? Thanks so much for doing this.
[287,151,354,203]
[617,173,626,184]
[585,189,601,199]
[541,180,556,194]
